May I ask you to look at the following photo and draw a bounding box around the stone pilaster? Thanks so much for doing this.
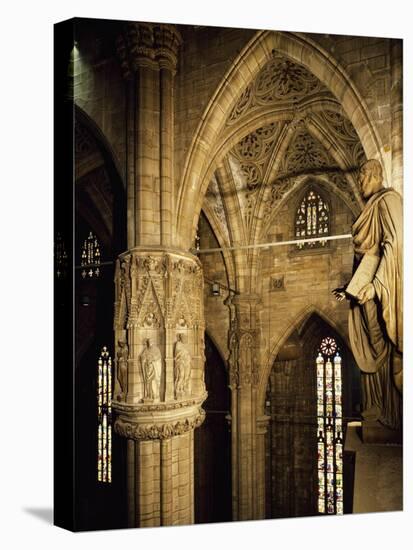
[112,248,206,527]
[227,293,262,521]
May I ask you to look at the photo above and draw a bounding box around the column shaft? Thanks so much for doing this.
[391,40,403,194]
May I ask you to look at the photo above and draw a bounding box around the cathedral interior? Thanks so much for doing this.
[55,18,403,530]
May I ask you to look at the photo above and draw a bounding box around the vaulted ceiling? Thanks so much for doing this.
[202,53,366,250]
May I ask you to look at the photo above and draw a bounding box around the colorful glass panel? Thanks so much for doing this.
[81,231,101,278]
[97,346,112,483]
[295,188,330,248]
[316,338,343,515]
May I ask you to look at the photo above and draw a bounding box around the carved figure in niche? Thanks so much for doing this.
[333,159,402,430]
[140,338,162,402]
[116,339,129,401]
[143,310,158,327]
[174,333,192,399]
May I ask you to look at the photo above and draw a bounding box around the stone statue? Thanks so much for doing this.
[174,333,192,399]
[140,338,162,401]
[116,339,129,400]
[333,159,402,430]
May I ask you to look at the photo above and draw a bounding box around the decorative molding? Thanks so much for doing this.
[113,408,206,440]
[113,393,207,414]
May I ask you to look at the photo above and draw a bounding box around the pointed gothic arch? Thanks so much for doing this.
[177,30,386,249]
[258,305,349,415]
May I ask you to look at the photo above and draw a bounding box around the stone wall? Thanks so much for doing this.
[258,183,355,402]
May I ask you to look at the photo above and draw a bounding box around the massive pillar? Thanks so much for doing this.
[227,293,266,520]
[390,39,403,194]
[113,24,207,528]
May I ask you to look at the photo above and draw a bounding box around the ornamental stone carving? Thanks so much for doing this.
[231,122,282,190]
[227,295,261,389]
[116,22,182,78]
[140,338,162,402]
[226,54,329,126]
[115,339,129,401]
[174,333,192,399]
[112,249,206,440]
[114,408,205,441]
[278,128,335,177]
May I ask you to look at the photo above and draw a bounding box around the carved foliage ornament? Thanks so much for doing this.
[114,409,205,440]
[116,22,182,77]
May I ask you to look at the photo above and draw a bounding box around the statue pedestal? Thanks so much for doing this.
[361,420,402,444]
[345,421,402,513]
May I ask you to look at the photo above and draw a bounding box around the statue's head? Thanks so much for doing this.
[358,159,384,199]
[145,337,152,347]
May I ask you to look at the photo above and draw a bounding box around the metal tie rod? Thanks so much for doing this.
[192,233,352,255]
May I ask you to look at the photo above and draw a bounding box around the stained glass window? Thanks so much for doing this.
[316,337,343,515]
[55,232,68,279]
[295,188,329,249]
[97,346,112,483]
[81,231,101,278]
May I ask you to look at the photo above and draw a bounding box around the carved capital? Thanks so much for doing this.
[116,22,182,78]
[113,402,206,441]
[153,24,182,72]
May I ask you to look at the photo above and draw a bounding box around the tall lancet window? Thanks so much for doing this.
[295,188,329,249]
[55,232,68,279]
[81,231,101,278]
[97,346,112,483]
[316,337,343,515]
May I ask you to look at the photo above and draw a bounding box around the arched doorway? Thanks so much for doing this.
[194,333,232,523]
[265,314,361,519]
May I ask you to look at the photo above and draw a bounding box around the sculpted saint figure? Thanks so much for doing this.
[116,339,128,400]
[174,333,192,399]
[333,159,402,430]
[140,338,162,401]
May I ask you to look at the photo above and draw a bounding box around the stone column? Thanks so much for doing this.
[116,23,181,248]
[113,25,206,528]
[113,249,206,527]
[390,39,403,194]
[227,293,262,521]
[256,415,271,519]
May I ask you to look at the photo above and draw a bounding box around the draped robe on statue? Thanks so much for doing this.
[348,188,403,430]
